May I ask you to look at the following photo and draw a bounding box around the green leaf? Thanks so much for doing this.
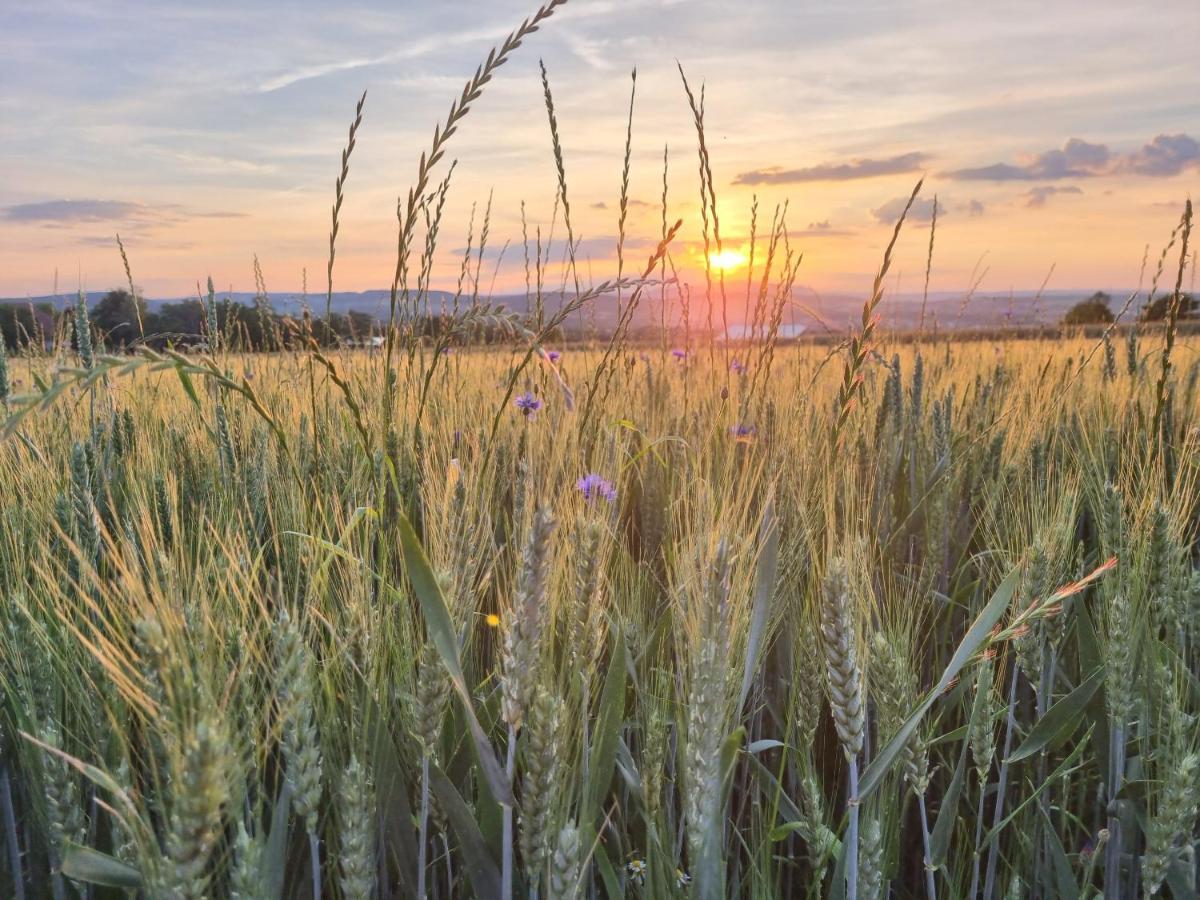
[60,844,142,888]
[748,739,785,754]
[1041,805,1079,900]
[585,626,627,825]
[930,730,970,867]
[983,726,1093,848]
[594,842,623,899]
[1008,667,1104,763]
[769,820,807,842]
[429,763,502,899]
[858,565,1021,800]
[263,783,292,899]
[172,362,202,410]
[739,502,779,713]
[397,510,514,807]
[432,763,501,897]
[367,700,418,896]
[721,727,746,788]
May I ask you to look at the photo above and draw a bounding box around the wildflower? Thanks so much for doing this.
[485,613,501,628]
[441,346,453,355]
[576,473,617,503]
[547,349,562,364]
[625,857,647,886]
[731,358,747,374]
[671,348,688,361]
[676,868,692,888]
[515,391,542,417]
[730,423,756,444]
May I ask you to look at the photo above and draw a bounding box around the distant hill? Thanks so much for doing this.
[1,286,1140,334]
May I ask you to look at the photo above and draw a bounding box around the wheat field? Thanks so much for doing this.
[1,1,1198,898]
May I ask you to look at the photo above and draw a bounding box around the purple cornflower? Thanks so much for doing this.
[547,349,562,364]
[730,423,757,443]
[731,358,747,375]
[576,473,617,503]
[671,348,688,361]
[515,391,542,417]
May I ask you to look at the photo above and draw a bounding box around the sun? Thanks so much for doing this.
[708,248,748,272]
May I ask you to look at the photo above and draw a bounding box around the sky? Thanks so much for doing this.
[1,0,1198,305]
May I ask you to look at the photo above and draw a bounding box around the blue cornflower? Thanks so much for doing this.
[730,423,757,443]
[577,473,617,503]
[515,391,542,417]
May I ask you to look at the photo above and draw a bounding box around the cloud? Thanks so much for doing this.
[1123,134,1200,176]
[963,199,986,216]
[946,134,1199,181]
[1023,185,1083,208]
[733,151,927,186]
[255,25,508,92]
[591,199,653,212]
[796,219,854,236]
[1,200,246,239]
[872,196,940,224]
[2,199,153,223]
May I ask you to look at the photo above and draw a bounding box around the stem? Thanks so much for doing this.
[418,753,430,899]
[1035,650,1056,894]
[309,830,322,900]
[1104,724,1126,900]
[970,777,987,899]
[1,766,24,900]
[846,755,859,900]
[917,790,937,900]
[982,663,1020,900]
[502,724,517,900]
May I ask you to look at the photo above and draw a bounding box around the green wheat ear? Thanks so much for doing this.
[820,558,864,759]
[337,755,376,900]
[501,505,555,731]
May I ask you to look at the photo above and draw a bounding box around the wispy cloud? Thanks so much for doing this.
[872,196,940,224]
[1,199,245,234]
[798,220,854,237]
[2,199,153,223]
[255,24,508,92]
[946,134,1199,181]
[733,151,927,186]
[1023,185,1083,208]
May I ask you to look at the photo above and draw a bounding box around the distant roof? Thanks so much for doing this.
[721,323,807,341]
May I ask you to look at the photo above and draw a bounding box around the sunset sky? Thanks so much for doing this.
[2,0,1197,305]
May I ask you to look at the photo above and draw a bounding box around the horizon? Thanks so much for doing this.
[2,0,1198,301]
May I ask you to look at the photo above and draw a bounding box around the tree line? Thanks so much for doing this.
[1062,290,1197,325]
[0,289,524,352]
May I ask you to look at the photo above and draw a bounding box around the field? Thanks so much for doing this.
[1,323,1199,899]
[2,2,1199,899]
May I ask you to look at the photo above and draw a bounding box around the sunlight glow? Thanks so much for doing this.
[708,249,748,272]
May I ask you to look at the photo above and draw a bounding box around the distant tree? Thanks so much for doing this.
[1,302,54,350]
[146,300,205,346]
[1140,292,1196,322]
[90,289,147,347]
[1063,291,1114,326]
